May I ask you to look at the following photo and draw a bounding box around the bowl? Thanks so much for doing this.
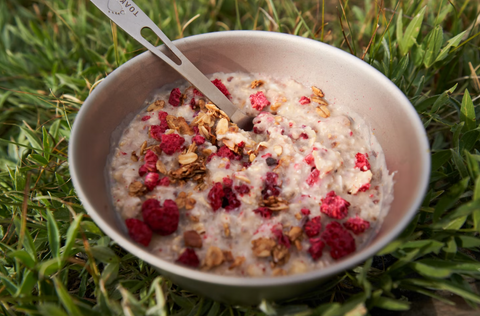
[69,31,430,305]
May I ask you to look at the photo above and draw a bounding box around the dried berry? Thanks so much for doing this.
[169,88,182,106]
[208,182,225,211]
[160,133,185,155]
[250,91,271,111]
[299,133,309,139]
[138,165,148,177]
[190,97,196,109]
[144,172,159,191]
[158,111,168,121]
[355,153,371,171]
[125,218,152,247]
[321,221,356,260]
[192,135,205,145]
[301,208,311,216]
[299,96,311,105]
[272,229,291,248]
[141,115,151,121]
[222,187,241,211]
[144,150,158,172]
[211,79,231,98]
[358,183,370,192]
[193,88,203,96]
[320,191,350,219]
[176,248,200,267]
[217,146,241,160]
[306,168,320,186]
[262,172,280,199]
[308,237,325,260]
[222,177,233,187]
[266,157,278,166]
[159,176,170,187]
[344,217,370,235]
[304,216,322,237]
[234,184,250,196]
[142,199,179,235]
[253,207,272,219]
[304,154,315,166]
[253,126,264,134]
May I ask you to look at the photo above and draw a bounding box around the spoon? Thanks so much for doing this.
[90,0,254,130]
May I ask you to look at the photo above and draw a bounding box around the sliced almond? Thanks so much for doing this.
[316,106,330,118]
[216,118,229,135]
[147,99,165,112]
[179,152,198,165]
[156,160,167,174]
[273,145,283,156]
[199,125,210,138]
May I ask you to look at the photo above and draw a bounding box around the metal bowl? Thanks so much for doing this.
[69,31,430,305]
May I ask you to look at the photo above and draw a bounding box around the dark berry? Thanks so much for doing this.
[320,191,350,219]
[261,172,280,199]
[266,157,278,166]
[222,187,241,211]
[125,218,152,247]
[176,248,200,267]
[169,88,182,106]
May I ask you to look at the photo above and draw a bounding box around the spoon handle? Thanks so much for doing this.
[90,0,251,126]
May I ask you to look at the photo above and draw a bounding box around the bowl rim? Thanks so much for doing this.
[69,30,430,287]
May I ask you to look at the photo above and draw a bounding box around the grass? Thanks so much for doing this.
[1,0,480,314]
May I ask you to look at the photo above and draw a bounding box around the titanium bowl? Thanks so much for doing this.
[69,31,430,305]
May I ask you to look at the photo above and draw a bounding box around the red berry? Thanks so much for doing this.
[125,218,152,247]
[262,172,280,199]
[304,216,322,237]
[141,115,151,121]
[190,97,196,109]
[144,150,158,172]
[158,111,168,120]
[308,237,325,260]
[321,221,356,260]
[222,187,241,211]
[145,172,159,191]
[169,88,182,106]
[222,177,233,187]
[272,228,291,248]
[208,182,225,211]
[306,168,320,186]
[192,135,205,145]
[250,91,271,111]
[138,165,148,177]
[299,96,311,105]
[176,248,200,267]
[301,208,311,215]
[217,146,241,160]
[343,217,370,235]
[355,153,371,171]
[211,79,231,98]
[253,126,264,134]
[320,191,350,219]
[357,183,370,192]
[193,88,203,96]
[234,184,250,196]
[159,176,170,187]
[160,134,185,155]
[142,199,179,235]
[304,154,315,166]
[253,207,272,219]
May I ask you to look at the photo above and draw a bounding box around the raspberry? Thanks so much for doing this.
[308,237,325,260]
[355,153,371,171]
[169,88,182,106]
[321,221,356,260]
[253,126,264,134]
[250,91,270,111]
[150,112,169,141]
[242,162,252,169]
[253,207,272,219]
[304,216,322,237]
[159,176,170,187]
[125,218,152,247]
[222,187,241,211]
[160,134,185,155]
[142,199,179,235]
[192,135,205,145]
[206,153,216,163]
[176,248,200,267]
[141,115,151,121]
[299,96,311,105]
[208,182,225,211]
[320,191,350,219]
[299,133,309,139]
[145,172,159,191]
[193,88,203,96]
[301,208,311,216]
[238,141,245,148]
[190,97,196,109]
[234,184,250,196]
[343,217,370,235]
[222,177,233,187]
[306,169,320,186]
[304,154,315,166]
[272,228,291,248]
[158,111,168,121]
[217,146,241,160]
[211,79,231,98]
[144,150,158,172]
[262,172,280,199]
[138,165,148,177]
[193,126,200,135]
[358,183,370,192]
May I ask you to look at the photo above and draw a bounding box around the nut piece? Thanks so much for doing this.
[205,246,224,268]
[179,152,198,165]
[216,118,229,135]
[270,103,282,112]
[185,197,196,210]
[156,160,167,174]
[140,141,148,156]
[312,96,328,106]
[272,244,290,266]
[249,153,256,162]
[272,268,287,277]
[128,181,147,197]
[131,151,138,162]
[316,106,330,118]
[184,230,202,248]
[176,192,196,210]
[223,250,234,262]
[250,80,264,89]
[252,238,276,257]
[260,195,289,211]
[223,223,231,237]
[287,226,303,241]
[273,145,283,156]
[177,117,194,135]
[147,99,165,112]
[229,256,246,270]
[311,86,325,98]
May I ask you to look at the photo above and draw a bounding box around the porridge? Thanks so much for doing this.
[109,72,394,277]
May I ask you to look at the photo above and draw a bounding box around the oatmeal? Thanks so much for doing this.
[109,72,394,277]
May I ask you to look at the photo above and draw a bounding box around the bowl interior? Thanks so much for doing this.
[70,31,429,287]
